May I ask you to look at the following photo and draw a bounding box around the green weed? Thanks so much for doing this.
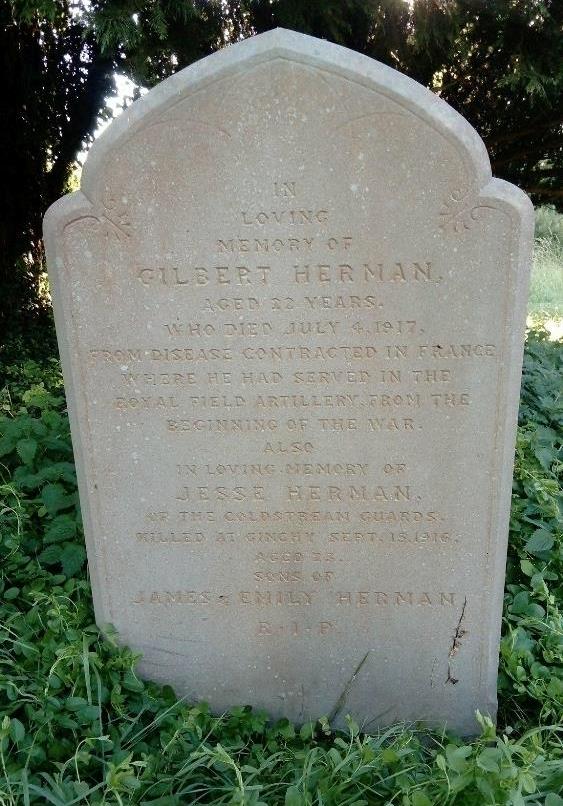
[0,332,560,804]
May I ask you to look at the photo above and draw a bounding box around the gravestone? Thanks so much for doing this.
[44,28,533,735]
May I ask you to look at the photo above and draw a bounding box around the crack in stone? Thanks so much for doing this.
[329,650,371,722]
[445,597,468,685]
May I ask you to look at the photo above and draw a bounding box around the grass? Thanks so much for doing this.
[529,206,563,321]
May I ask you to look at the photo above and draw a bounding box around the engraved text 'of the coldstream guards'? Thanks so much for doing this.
[43,28,533,735]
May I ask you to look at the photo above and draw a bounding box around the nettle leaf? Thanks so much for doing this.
[72,782,92,799]
[30,419,49,438]
[510,591,531,614]
[476,747,501,773]
[16,437,38,464]
[43,435,73,455]
[77,704,101,722]
[122,669,144,692]
[0,434,17,457]
[61,543,86,577]
[299,722,314,741]
[508,790,526,806]
[284,786,302,806]
[9,718,25,743]
[17,462,76,490]
[435,754,447,772]
[520,559,536,576]
[0,417,25,442]
[41,483,73,514]
[381,748,399,765]
[525,528,554,556]
[547,677,563,699]
[66,697,89,710]
[44,515,77,545]
[41,410,63,430]
[445,744,472,773]
[38,544,63,566]
[511,627,535,655]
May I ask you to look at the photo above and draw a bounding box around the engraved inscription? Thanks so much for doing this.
[45,32,532,733]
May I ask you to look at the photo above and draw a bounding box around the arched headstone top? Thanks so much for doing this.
[85,30,489,180]
[44,28,533,736]
[47,27,531,239]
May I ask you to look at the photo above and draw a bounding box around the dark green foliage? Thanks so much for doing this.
[424,1,563,203]
[519,328,563,431]
[93,0,563,207]
[498,330,562,728]
[2,0,562,333]
[0,332,561,803]
[93,0,231,86]
[1,0,114,335]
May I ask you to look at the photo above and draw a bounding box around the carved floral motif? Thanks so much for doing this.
[439,187,490,234]
[63,189,132,244]
[97,189,132,241]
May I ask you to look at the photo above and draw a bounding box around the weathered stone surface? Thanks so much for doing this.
[44,29,533,734]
